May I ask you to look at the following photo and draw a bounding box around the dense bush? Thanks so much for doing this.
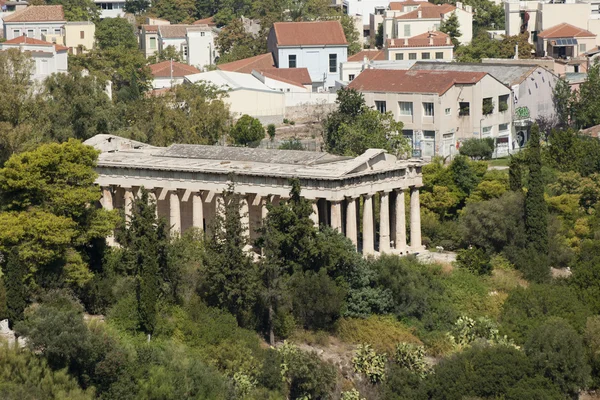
[459,138,495,160]
[455,246,492,275]
[230,114,265,146]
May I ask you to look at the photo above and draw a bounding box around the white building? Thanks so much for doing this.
[385,30,454,60]
[251,68,312,92]
[0,35,68,80]
[94,0,125,19]
[149,60,201,89]
[348,69,514,158]
[3,5,65,40]
[267,21,348,90]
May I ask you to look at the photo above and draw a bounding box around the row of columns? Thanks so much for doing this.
[101,186,422,255]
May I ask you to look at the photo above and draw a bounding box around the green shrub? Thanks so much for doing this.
[278,342,336,399]
[455,246,492,275]
[352,344,387,383]
[267,124,276,141]
[336,315,421,354]
[459,138,495,160]
[230,115,265,146]
[393,343,430,378]
[278,137,305,150]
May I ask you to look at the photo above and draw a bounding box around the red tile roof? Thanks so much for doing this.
[193,16,216,26]
[272,21,347,46]
[217,53,276,73]
[348,49,386,61]
[2,35,68,51]
[347,69,487,95]
[395,4,455,19]
[389,1,436,11]
[257,67,312,87]
[142,24,159,32]
[538,23,596,39]
[3,5,64,22]
[386,31,451,48]
[149,60,201,78]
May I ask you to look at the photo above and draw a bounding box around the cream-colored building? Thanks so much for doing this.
[63,21,94,54]
[536,23,596,59]
[386,31,454,61]
[383,1,473,45]
[348,69,514,158]
[84,134,425,256]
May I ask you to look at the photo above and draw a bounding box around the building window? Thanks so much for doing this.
[499,94,509,112]
[409,53,417,60]
[375,101,387,113]
[580,43,587,53]
[421,52,430,59]
[329,54,337,73]
[404,24,411,36]
[423,130,435,138]
[54,28,61,34]
[395,53,404,60]
[459,101,470,116]
[435,52,444,59]
[483,97,494,115]
[149,37,156,49]
[348,74,355,81]
[482,126,492,136]
[399,101,413,116]
[40,59,48,75]
[200,32,205,37]
[445,107,451,115]
[27,29,34,38]
[288,54,297,68]
[41,29,47,36]
[423,102,434,116]
[13,29,21,37]
[80,30,85,39]
[499,123,509,132]
[182,45,188,57]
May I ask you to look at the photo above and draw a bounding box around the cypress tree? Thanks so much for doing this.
[524,124,548,255]
[4,248,28,330]
[508,155,522,192]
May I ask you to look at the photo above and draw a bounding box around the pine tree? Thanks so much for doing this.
[440,12,461,48]
[524,124,548,256]
[4,248,28,330]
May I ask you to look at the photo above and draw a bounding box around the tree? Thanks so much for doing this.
[340,14,361,55]
[455,246,492,275]
[147,45,184,64]
[553,77,574,128]
[525,318,590,397]
[49,0,100,22]
[95,18,138,50]
[455,32,534,62]
[524,124,549,257]
[3,248,28,329]
[440,12,461,48]
[570,240,600,314]
[375,23,383,48]
[215,18,267,64]
[508,153,523,191]
[458,138,494,160]
[230,114,265,146]
[152,0,197,24]
[124,0,150,14]
[572,61,600,129]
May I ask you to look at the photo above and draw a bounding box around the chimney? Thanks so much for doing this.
[456,1,463,9]
[446,36,451,45]
[515,44,519,60]
[404,38,408,45]
[418,9,422,18]
[391,38,396,46]
[364,55,368,64]
[429,36,434,45]
[465,5,473,13]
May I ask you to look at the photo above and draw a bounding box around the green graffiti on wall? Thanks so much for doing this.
[515,106,530,120]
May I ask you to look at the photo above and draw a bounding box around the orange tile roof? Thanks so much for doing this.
[386,31,451,48]
[272,21,347,46]
[3,5,64,22]
[347,69,486,95]
[142,24,159,32]
[149,60,201,78]
[193,16,216,26]
[3,35,68,51]
[217,53,276,73]
[348,49,386,61]
[389,1,436,11]
[395,4,455,19]
[538,23,596,39]
[256,67,312,86]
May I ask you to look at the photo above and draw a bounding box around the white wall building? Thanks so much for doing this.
[0,35,68,80]
[3,5,65,40]
[94,0,125,19]
[251,68,312,92]
[268,21,348,90]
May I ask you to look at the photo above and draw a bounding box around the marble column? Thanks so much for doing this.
[345,197,357,248]
[331,201,342,232]
[261,198,269,222]
[192,192,203,233]
[362,194,375,255]
[102,187,113,211]
[410,187,422,250]
[240,195,250,240]
[310,201,319,226]
[379,191,391,253]
[124,188,134,225]
[395,189,407,254]
[169,191,181,236]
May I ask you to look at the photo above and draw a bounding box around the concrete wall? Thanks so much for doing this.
[387,46,453,61]
[187,30,217,70]
[4,21,64,40]
[538,2,590,32]
[153,76,185,89]
[64,23,95,54]
[226,89,285,120]
[512,67,558,123]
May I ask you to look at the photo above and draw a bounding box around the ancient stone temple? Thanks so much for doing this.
[85,134,424,255]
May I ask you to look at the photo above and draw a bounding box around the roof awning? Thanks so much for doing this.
[551,38,578,46]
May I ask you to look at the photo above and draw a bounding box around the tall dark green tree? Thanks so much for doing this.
[124,0,150,14]
[553,77,574,128]
[508,154,523,191]
[4,248,28,329]
[440,11,461,48]
[524,124,548,256]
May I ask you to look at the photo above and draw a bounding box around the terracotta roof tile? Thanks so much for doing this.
[348,49,386,61]
[3,5,64,22]
[347,69,486,95]
[2,35,68,51]
[386,31,451,48]
[395,4,455,19]
[149,61,201,78]
[142,24,159,32]
[256,67,311,86]
[193,16,216,26]
[538,23,596,39]
[158,24,209,38]
[272,21,347,46]
[217,53,276,73]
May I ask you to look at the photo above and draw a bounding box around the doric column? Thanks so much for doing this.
[331,200,342,232]
[102,187,113,210]
[362,194,375,255]
[240,195,250,240]
[192,192,203,233]
[379,191,391,253]
[395,189,407,254]
[410,187,422,250]
[345,197,358,248]
[310,201,319,226]
[261,197,269,222]
[169,191,181,236]
[124,188,134,224]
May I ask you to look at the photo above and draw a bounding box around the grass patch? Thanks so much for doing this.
[441,269,502,320]
[336,315,421,354]
[487,157,510,168]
